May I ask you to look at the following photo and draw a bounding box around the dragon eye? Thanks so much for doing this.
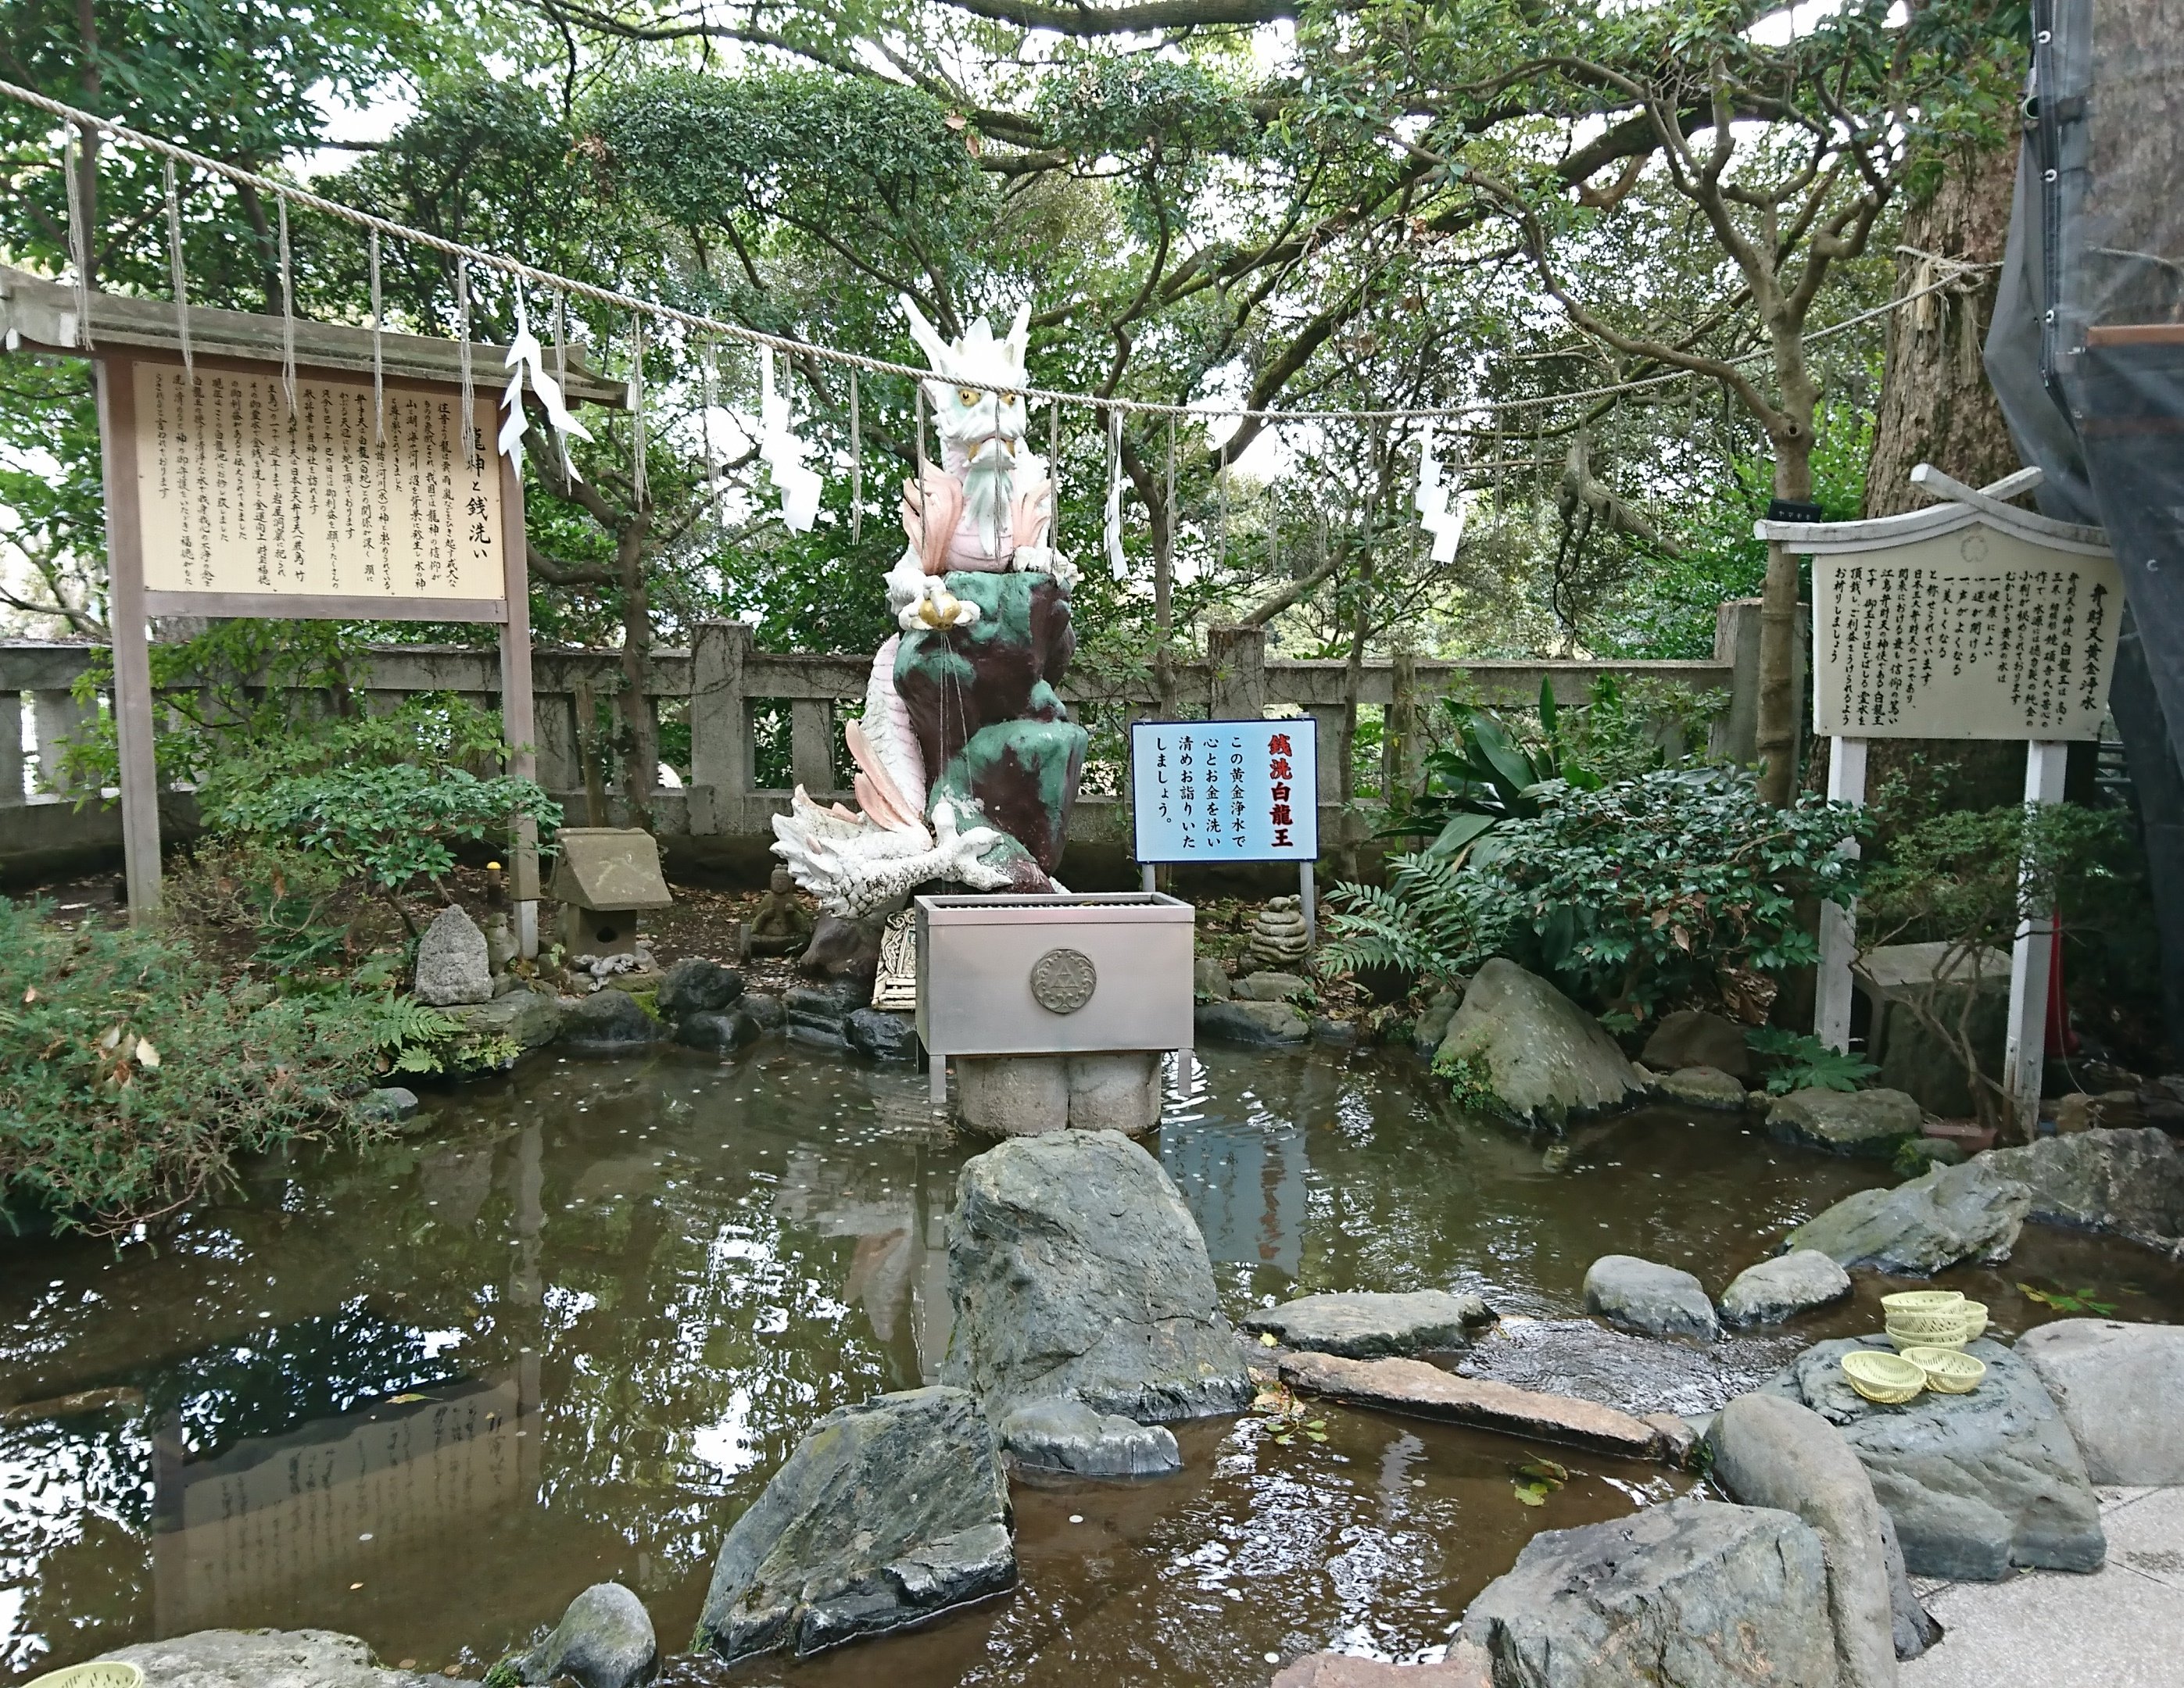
[958,388,983,406]
[1001,392,1020,406]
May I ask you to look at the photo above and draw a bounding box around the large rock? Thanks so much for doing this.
[1642,1008,1753,1080]
[1767,1087,1924,1157]
[2016,1318,2184,1484]
[511,1582,658,1688]
[1279,1350,1666,1461]
[1759,1336,2105,1579]
[1982,1126,2184,1251]
[93,1630,443,1687]
[784,978,867,1046]
[356,1085,421,1128]
[658,957,743,1017]
[1718,1250,1852,1328]
[1242,1289,1494,1358]
[797,913,883,984]
[1583,1255,1720,1343]
[1659,1066,1748,1110]
[1460,1497,1838,1687]
[414,904,492,1006]
[844,1007,918,1062]
[996,1397,1181,1477]
[1708,1393,1907,1686]
[675,1009,760,1057]
[1435,959,1642,1125]
[941,1131,1251,1422]
[1196,999,1309,1046]
[1876,1509,1942,1660]
[1784,1157,2030,1274]
[694,1386,1014,1665]
[444,985,564,1051]
[1233,970,1310,1003]
[1192,957,1233,1001]
[562,987,659,1053]
[1411,987,1461,1058]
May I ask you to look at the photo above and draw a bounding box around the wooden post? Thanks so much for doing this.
[497,442,539,959]
[96,356,163,923]
[1814,736,1867,1053]
[2005,741,2069,1137]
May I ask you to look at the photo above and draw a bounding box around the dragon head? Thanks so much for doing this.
[903,296,1033,556]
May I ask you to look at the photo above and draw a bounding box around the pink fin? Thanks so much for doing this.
[846,718,922,832]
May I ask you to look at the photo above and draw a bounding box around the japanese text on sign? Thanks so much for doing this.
[1811,524,2122,741]
[132,362,504,601]
[1130,718,1319,862]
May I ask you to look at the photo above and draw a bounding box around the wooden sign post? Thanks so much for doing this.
[1,263,624,954]
[1757,464,2119,1137]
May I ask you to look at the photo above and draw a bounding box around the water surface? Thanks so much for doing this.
[1,1043,2175,1685]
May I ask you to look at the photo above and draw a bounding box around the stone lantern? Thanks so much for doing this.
[548,827,672,957]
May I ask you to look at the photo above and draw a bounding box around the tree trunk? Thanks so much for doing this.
[1865,140,2022,517]
[1754,423,1815,806]
[616,516,658,833]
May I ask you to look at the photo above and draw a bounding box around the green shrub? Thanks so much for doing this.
[198,696,560,934]
[1327,767,1866,1024]
[0,898,395,1234]
[1859,800,2150,1125]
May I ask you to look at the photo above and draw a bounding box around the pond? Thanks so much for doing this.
[2,1042,2179,1686]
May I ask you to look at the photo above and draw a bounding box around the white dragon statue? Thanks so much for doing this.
[772,297,1079,915]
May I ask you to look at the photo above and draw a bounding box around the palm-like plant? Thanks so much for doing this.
[1383,680,1603,860]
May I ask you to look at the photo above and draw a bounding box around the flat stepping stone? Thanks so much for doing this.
[1278,1350,1667,1461]
[1659,1065,1748,1109]
[1243,1289,1495,1357]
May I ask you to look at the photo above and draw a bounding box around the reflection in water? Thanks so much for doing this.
[0,1042,2179,1686]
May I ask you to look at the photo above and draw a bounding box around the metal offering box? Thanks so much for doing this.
[915,892,1195,1062]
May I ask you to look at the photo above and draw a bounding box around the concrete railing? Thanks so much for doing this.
[1,599,1788,886]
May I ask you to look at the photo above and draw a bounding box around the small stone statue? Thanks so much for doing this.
[1249,895,1311,968]
[748,867,815,957]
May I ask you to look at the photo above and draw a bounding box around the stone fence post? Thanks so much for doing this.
[1713,597,1806,768]
[690,619,753,835]
[1205,624,1266,720]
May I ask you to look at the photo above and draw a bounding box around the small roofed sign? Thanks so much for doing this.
[1130,717,1318,863]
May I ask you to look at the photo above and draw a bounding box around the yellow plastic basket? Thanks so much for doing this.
[1842,1350,1926,1404]
[23,1665,145,1688]
[1901,1346,1986,1394]
[1879,1290,1964,1315]
[1957,1300,1989,1340]
[1885,1325,1967,1353]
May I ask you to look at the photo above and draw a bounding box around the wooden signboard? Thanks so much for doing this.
[96,348,538,943]
[131,361,508,617]
[0,263,631,949]
[1759,465,2116,1136]
[1811,524,2120,742]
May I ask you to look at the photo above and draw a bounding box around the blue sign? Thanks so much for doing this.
[1129,717,1318,864]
